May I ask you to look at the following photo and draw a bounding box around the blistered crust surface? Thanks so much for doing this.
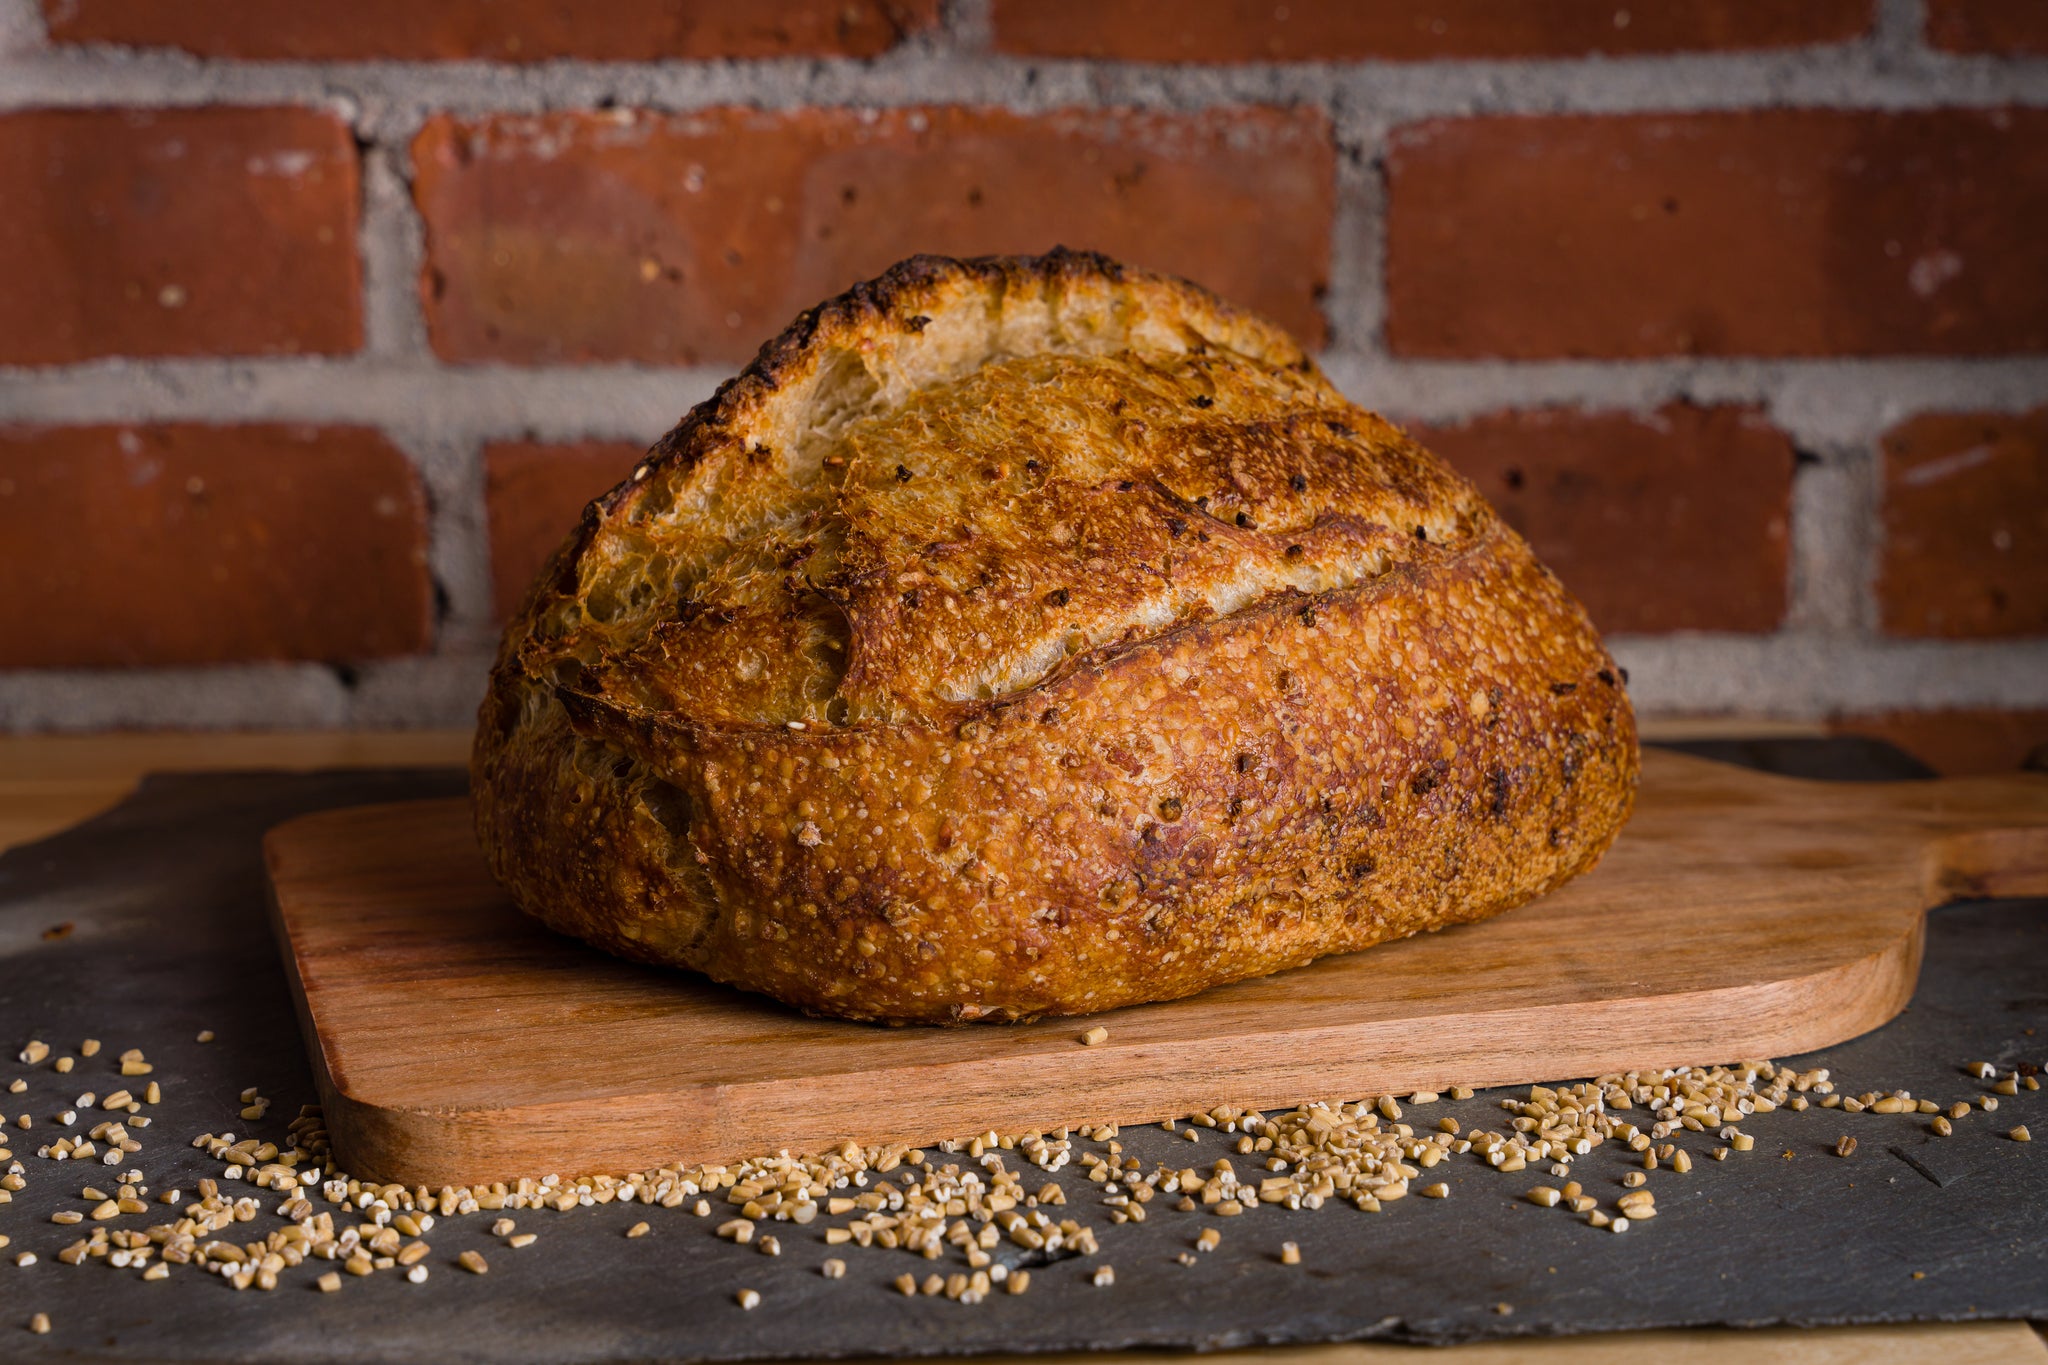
[473,249,1639,1024]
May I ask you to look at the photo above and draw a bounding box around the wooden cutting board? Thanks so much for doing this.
[262,749,2048,1187]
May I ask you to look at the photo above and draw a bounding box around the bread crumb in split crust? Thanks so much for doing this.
[472,248,1639,1024]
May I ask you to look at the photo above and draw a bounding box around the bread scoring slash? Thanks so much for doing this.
[473,249,1638,1024]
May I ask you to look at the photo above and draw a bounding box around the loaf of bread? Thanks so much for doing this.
[473,249,1638,1024]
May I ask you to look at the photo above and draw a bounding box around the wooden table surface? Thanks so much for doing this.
[2,729,2042,1365]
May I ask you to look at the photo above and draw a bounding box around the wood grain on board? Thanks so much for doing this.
[263,748,2048,1189]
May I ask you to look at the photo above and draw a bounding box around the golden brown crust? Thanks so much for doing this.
[473,248,1639,1024]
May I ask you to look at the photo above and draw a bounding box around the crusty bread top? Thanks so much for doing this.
[510,249,1490,733]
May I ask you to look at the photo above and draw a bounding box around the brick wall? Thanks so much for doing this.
[0,0,2043,758]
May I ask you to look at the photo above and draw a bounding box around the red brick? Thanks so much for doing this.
[412,106,1333,365]
[485,440,644,621]
[40,0,940,60]
[1927,0,2048,54]
[1408,404,1792,634]
[1385,110,2048,359]
[0,425,431,668]
[0,108,360,366]
[1879,408,2048,639]
[994,0,1868,61]
[1831,709,2048,776]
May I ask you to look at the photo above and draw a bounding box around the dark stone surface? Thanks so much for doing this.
[0,749,2044,1361]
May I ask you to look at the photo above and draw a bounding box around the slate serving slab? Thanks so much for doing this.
[0,745,2043,1363]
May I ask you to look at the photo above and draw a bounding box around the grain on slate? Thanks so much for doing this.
[3,1038,2038,1307]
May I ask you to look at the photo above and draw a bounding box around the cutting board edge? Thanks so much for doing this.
[308,917,1924,1188]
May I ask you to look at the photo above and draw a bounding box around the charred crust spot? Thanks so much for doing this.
[1157,795,1184,821]
[1619,667,1631,684]
[1235,752,1256,773]
[1190,394,1213,409]
[901,588,922,609]
[1550,681,1578,695]
[904,314,930,333]
[1165,517,1186,538]
[1118,479,1135,492]
[1488,766,1511,819]
[1598,668,1617,687]
[1285,543,1304,559]
[1299,605,1317,628]
[1044,587,1071,608]
[1410,760,1449,797]
[1324,418,1354,437]
[1235,511,1255,529]
[1275,668,1297,694]
[1413,525,1428,541]
[1346,858,1375,880]
[1039,707,1060,725]
[1290,472,1308,493]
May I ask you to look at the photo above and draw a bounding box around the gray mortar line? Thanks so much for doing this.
[1783,441,1880,640]
[1328,357,2048,434]
[0,663,353,731]
[1321,104,1386,358]
[0,0,40,58]
[6,357,2043,438]
[346,652,497,730]
[3,44,2047,131]
[359,141,433,360]
[1874,0,1932,66]
[942,0,995,56]
[1608,635,2048,716]
[0,361,715,441]
[401,433,498,654]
